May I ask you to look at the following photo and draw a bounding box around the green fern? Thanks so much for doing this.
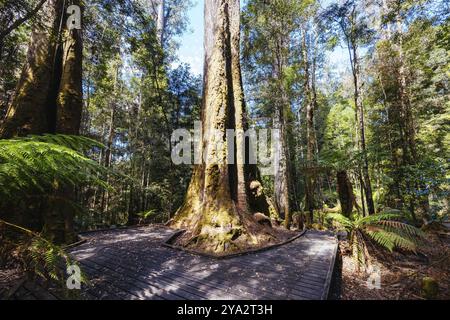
[0,135,108,290]
[327,211,425,272]
[0,134,111,201]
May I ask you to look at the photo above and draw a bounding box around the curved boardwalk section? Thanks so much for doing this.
[13,225,338,300]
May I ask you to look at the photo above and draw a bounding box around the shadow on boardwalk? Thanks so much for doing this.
[11,225,338,300]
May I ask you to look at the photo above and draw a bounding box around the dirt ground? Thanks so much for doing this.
[330,229,450,300]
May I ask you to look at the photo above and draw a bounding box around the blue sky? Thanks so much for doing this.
[176,1,204,75]
[176,0,350,77]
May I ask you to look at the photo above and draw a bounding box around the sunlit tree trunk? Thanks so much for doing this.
[273,97,291,228]
[394,11,428,221]
[271,23,291,229]
[101,99,115,216]
[302,28,318,224]
[157,0,165,44]
[170,0,276,254]
[351,44,375,216]
[56,1,83,134]
[52,1,84,244]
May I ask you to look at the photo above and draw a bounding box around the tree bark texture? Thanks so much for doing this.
[170,0,277,254]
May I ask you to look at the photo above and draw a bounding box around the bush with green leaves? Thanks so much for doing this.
[327,212,425,272]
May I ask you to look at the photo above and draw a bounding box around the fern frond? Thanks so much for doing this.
[365,229,418,252]
[1,219,83,284]
[21,134,104,152]
[375,220,425,239]
[0,135,111,202]
[327,213,354,230]
[358,213,402,226]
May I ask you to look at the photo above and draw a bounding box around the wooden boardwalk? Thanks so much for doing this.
[12,225,338,300]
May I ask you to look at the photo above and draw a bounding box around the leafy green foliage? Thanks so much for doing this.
[327,212,425,271]
[0,134,110,201]
[0,135,107,289]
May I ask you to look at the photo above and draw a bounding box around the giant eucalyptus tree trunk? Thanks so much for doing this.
[48,0,83,244]
[170,0,276,254]
[56,0,83,134]
[1,0,83,137]
[0,0,64,138]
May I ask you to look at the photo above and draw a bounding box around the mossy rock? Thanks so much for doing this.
[421,277,439,299]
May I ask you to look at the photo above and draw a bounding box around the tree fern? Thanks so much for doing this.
[0,134,111,202]
[0,135,108,288]
[327,211,425,272]
[327,213,354,229]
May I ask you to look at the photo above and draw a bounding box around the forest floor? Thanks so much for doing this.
[2,225,449,300]
[330,228,450,300]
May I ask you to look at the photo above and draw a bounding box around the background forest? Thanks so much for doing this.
[0,0,449,299]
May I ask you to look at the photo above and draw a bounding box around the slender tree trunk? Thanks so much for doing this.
[302,28,318,223]
[395,13,427,221]
[352,46,375,215]
[101,99,116,215]
[272,29,291,228]
[170,0,277,254]
[273,97,291,228]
